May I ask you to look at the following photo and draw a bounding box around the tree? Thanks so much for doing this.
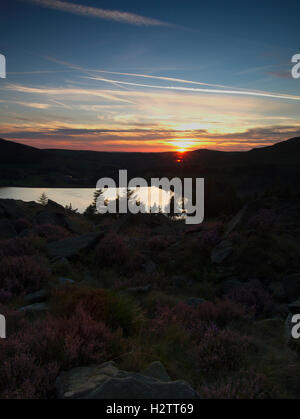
[65,203,78,213]
[38,192,48,206]
[84,189,104,220]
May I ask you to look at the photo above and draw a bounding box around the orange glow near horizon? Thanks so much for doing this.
[168,139,199,153]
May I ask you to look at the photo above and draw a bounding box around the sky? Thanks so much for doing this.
[0,0,299,152]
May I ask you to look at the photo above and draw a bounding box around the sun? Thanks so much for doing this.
[169,139,197,153]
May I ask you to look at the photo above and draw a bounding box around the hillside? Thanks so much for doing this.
[0,137,299,191]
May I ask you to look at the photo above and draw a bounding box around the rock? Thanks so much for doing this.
[36,200,69,227]
[18,303,48,313]
[47,231,104,259]
[0,218,17,239]
[142,362,171,382]
[56,361,199,399]
[225,204,249,237]
[45,200,66,212]
[211,240,233,265]
[24,289,50,304]
[283,273,300,302]
[65,216,85,234]
[186,298,206,308]
[36,211,66,227]
[0,199,26,219]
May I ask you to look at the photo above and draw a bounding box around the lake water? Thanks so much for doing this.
[0,187,172,214]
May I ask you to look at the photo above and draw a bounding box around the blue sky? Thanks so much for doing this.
[0,0,299,151]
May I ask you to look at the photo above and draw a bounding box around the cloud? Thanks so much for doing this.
[2,124,299,143]
[85,76,300,101]
[45,56,297,96]
[23,0,171,27]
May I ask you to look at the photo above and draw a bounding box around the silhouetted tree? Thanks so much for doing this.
[38,192,48,206]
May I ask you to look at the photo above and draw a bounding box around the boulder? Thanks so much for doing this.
[56,361,199,399]
[211,240,233,265]
[47,231,104,259]
[24,289,50,304]
[0,199,26,219]
[225,204,248,237]
[141,361,171,382]
[18,302,48,313]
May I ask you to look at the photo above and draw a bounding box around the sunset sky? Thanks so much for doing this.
[0,0,299,152]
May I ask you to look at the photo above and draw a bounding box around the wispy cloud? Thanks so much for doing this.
[86,75,300,101]
[43,57,300,102]
[23,0,171,27]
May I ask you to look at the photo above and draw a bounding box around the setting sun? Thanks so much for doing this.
[168,139,199,153]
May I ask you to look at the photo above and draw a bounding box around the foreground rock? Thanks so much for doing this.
[24,289,50,304]
[224,203,249,237]
[56,361,199,399]
[47,231,104,259]
[18,302,48,313]
[141,361,171,382]
[211,240,233,265]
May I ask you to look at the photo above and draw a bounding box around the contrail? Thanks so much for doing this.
[44,56,300,99]
[86,76,300,101]
[23,0,171,27]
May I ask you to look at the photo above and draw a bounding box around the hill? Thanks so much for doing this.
[0,137,299,191]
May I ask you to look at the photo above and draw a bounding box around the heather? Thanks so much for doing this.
[0,192,300,399]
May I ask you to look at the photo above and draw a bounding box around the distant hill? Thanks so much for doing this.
[0,138,44,164]
[0,137,299,190]
[251,137,300,153]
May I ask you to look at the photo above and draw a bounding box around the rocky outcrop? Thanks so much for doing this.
[47,231,105,259]
[211,240,233,265]
[225,203,249,237]
[24,289,50,304]
[56,361,199,399]
[18,302,48,313]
